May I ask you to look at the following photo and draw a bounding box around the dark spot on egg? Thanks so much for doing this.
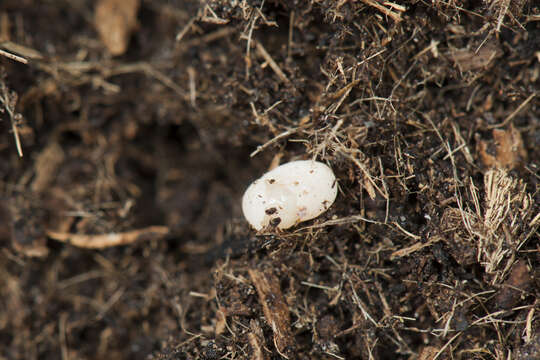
[265,207,277,215]
[270,217,281,226]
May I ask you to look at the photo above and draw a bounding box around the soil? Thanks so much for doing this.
[0,1,539,359]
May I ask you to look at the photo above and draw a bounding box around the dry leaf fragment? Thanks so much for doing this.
[477,124,527,169]
[451,43,501,72]
[493,260,532,309]
[95,0,140,56]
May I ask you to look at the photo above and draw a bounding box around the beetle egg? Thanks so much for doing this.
[242,160,338,230]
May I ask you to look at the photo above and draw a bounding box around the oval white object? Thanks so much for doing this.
[242,160,338,230]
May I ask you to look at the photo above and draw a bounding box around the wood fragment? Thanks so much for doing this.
[248,267,294,358]
[46,226,169,249]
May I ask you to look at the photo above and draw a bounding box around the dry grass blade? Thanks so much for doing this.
[0,41,43,60]
[488,92,537,129]
[359,0,403,22]
[391,236,442,259]
[255,42,290,84]
[0,75,23,157]
[250,126,299,157]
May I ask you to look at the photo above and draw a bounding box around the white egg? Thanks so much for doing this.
[242,160,338,230]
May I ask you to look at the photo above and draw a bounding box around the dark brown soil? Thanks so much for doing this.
[0,1,539,359]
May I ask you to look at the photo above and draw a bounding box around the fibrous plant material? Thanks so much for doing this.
[442,169,539,284]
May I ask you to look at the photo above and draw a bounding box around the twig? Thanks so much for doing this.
[0,41,43,60]
[250,126,298,157]
[187,66,196,107]
[495,0,510,33]
[348,278,378,327]
[393,222,421,240]
[184,27,235,47]
[59,313,70,360]
[433,332,462,360]
[201,4,229,24]
[0,48,28,64]
[359,0,403,22]
[391,237,441,259]
[413,40,440,60]
[46,226,169,249]
[176,16,197,42]
[287,11,294,60]
[296,214,381,233]
[344,153,388,200]
[255,41,290,84]
[487,92,536,129]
